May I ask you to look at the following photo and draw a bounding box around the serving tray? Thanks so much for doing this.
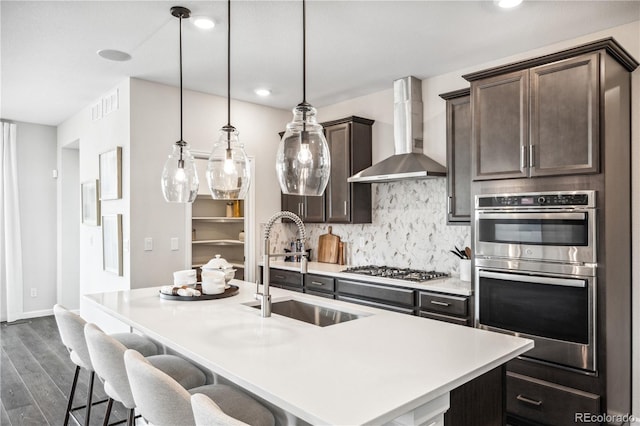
[159,284,239,301]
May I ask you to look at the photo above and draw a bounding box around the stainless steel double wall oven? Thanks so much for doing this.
[475,191,597,372]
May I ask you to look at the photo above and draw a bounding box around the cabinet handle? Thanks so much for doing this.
[447,196,453,214]
[529,144,535,168]
[274,275,285,280]
[311,281,324,286]
[344,201,348,215]
[520,146,527,170]
[430,300,450,307]
[298,203,302,217]
[516,394,543,407]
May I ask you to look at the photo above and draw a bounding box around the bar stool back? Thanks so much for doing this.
[191,393,249,426]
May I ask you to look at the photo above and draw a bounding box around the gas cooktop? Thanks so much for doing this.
[342,265,448,282]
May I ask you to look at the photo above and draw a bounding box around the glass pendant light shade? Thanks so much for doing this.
[161,141,199,203]
[206,125,250,200]
[276,102,330,196]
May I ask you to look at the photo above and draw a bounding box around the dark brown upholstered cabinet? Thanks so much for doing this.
[280,116,374,223]
[440,89,471,224]
[469,52,600,181]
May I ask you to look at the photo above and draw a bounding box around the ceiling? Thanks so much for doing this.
[2,1,639,126]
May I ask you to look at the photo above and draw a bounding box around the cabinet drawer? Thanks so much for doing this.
[338,296,414,315]
[304,274,335,292]
[337,279,415,307]
[305,289,334,299]
[269,268,303,288]
[419,292,468,317]
[419,311,470,327]
[506,372,600,425]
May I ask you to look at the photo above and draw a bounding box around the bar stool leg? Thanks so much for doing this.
[64,366,81,426]
[102,398,114,426]
[85,371,96,426]
[127,408,135,426]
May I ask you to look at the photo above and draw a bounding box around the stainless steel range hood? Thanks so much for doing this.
[348,76,446,183]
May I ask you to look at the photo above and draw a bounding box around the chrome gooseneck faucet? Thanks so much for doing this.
[258,211,308,317]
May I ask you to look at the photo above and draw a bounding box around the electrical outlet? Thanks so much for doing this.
[30,288,37,298]
[359,237,366,247]
[144,237,153,251]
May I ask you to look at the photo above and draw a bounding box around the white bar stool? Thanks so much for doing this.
[84,323,208,426]
[124,349,275,426]
[53,304,158,426]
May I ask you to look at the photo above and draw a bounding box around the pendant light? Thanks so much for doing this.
[161,6,199,203]
[275,0,330,196]
[206,0,250,200]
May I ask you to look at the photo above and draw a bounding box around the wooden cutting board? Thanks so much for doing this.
[317,226,341,264]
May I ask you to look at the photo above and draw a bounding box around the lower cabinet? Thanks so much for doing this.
[265,268,303,292]
[336,278,415,311]
[418,291,471,326]
[304,274,335,299]
[445,366,505,426]
[506,372,600,426]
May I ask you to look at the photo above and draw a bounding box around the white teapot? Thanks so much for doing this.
[201,254,236,283]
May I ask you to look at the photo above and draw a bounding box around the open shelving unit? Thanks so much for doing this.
[191,195,245,280]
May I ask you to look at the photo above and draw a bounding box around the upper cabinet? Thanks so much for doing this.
[324,117,374,224]
[440,88,471,224]
[280,116,374,224]
[464,38,638,182]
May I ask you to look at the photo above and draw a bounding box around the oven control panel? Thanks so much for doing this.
[477,192,593,208]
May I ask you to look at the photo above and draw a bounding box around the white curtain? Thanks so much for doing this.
[0,121,24,322]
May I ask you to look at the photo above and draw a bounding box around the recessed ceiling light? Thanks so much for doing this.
[255,88,271,97]
[97,49,132,62]
[193,16,215,30]
[496,0,523,8]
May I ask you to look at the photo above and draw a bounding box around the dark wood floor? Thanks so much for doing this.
[1,316,131,426]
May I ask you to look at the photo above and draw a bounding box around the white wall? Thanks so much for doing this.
[318,20,640,417]
[57,79,132,329]
[15,121,57,317]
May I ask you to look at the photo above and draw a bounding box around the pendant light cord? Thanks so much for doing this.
[227,0,231,128]
[226,0,232,148]
[302,0,306,104]
[178,11,185,162]
[179,14,183,142]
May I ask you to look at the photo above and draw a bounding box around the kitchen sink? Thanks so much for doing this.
[248,299,369,327]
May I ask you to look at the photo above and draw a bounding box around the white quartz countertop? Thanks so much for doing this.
[85,281,531,425]
[265,260,473,296]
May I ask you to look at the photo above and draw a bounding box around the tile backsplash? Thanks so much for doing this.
[266,179,471,276]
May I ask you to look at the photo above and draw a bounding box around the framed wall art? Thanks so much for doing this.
[81,180,100,226]
[102,214,123,276]
[99,146,122,200]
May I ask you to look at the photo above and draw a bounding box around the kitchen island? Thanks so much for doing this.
[85,280,532,425]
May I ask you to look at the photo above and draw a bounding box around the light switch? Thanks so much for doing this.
[171,237,179,251]
[124,239,130,252]
[144,237,153,251]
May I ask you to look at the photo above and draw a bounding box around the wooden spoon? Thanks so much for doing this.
[464,247,472,259]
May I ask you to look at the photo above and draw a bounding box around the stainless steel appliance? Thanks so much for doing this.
[475,190,596,264]
[343,265,448,283]
[475,191,598,372]
[476,258,596,371]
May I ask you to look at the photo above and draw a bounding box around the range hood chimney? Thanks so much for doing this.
[348,76,446,183]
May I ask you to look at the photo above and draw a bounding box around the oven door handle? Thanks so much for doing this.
[479,270,586,288]
[476,212,587,220]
